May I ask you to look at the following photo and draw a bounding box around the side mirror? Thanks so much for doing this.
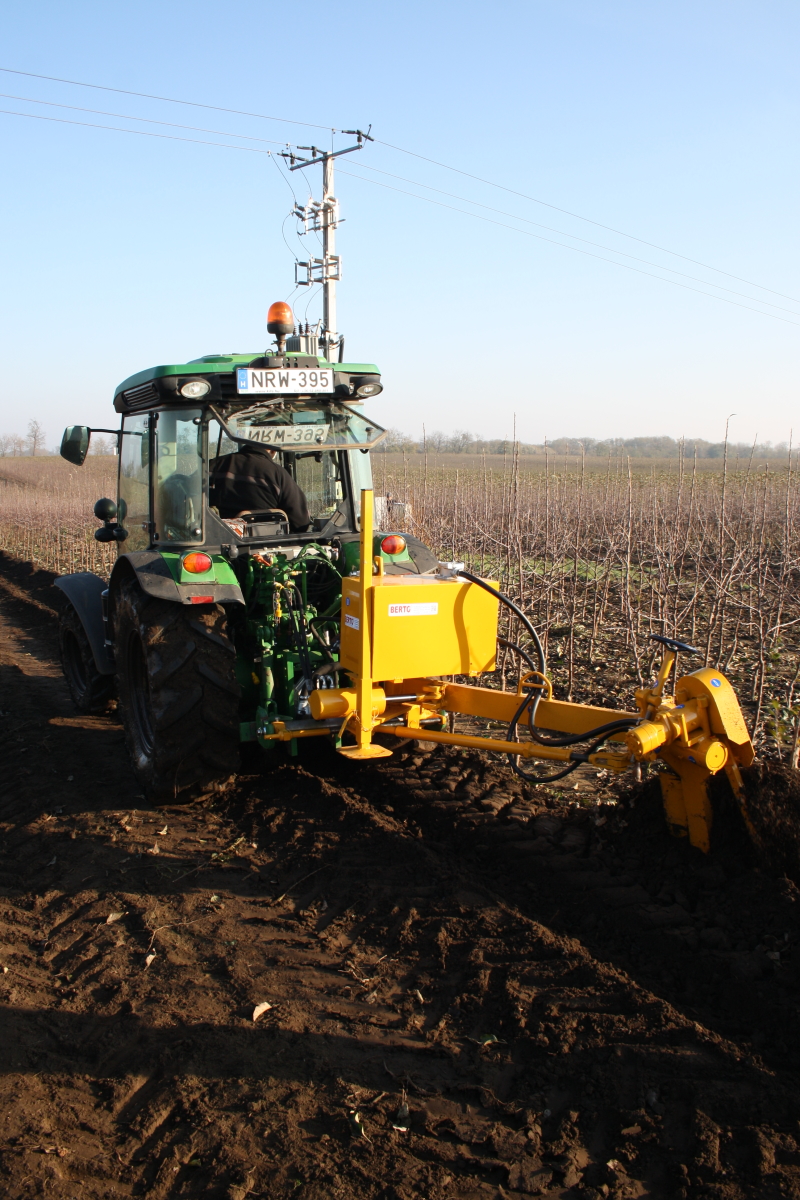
[61,425,90,466]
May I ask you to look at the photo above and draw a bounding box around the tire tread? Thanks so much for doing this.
[114,578,239,799]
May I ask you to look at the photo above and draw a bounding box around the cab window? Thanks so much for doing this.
[118,413,150,551]
[207,414,349,528]
[290,451,343,523]
[348,448,374,527]
[153,409,203,544]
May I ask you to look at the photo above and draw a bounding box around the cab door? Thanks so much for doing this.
[118,413,152,551]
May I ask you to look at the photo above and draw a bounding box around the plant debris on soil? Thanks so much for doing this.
[2,552,800,1199]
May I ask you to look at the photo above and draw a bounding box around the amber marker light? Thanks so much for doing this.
[381,535,406,555]
[182,552,213,574]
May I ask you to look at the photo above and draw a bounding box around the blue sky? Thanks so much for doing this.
[1,0,798,447]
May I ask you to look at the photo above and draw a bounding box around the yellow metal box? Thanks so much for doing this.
[339,576,498,680]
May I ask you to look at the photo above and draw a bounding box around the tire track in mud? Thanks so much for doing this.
[0,552,799,1199]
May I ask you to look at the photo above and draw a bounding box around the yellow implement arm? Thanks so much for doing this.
[307,491,755,854]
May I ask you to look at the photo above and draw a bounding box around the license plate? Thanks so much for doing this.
[237,367,333,394]
[242,425,327,447]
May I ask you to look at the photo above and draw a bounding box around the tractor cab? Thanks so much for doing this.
[61,352,387,558]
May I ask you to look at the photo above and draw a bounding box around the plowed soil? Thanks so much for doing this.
[2,551,800,1200]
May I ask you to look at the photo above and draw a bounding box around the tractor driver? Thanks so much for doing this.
[209,442,311,531]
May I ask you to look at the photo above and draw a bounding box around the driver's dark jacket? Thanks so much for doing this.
[209,447,311,530]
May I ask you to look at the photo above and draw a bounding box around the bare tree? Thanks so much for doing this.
[26,420,46,456]
[9,434,25,456]
[448,429,474,454]
[378,428,416,453]
[89,434,117,456]
[426,430,447,453]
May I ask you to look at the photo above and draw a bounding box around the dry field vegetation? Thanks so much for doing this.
[0,455,117,577]
[373,449,800,756]
[2,449,799,753]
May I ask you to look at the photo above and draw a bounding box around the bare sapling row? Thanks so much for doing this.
[2,450,798,757]
[374,447,800,757]
[0,457,117,579]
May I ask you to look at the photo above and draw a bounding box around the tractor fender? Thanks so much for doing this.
[53,572,115,676]
[109,552,245,610]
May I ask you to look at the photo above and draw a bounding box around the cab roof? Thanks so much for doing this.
[115,354,380,397]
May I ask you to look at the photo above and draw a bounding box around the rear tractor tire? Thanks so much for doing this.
[59,604,116,714]
[114,577,240,800]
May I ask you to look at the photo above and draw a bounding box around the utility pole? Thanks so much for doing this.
[281,128,372,362]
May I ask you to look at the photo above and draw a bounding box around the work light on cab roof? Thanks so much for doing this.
[180,379,211,399]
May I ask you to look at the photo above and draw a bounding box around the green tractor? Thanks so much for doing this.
[55,309,760,855]
[56,311,438,798]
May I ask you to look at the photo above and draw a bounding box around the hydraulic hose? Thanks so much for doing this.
[454,574,638,780]
[457,572,633,746]
[457,571,546,678]
[526,685,638,747]
[497,637,539,676]
[297,546,342,583]
[505,688,581,782]
[309,622,335,654]
[505,686,638,782]
[456,571,571,780]
[286,583,316,686]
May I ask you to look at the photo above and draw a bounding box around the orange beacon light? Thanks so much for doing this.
[267,301,295,352]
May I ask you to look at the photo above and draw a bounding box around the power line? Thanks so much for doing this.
[373,137,800,307]
[1,63,794,308]
[13,85,791,316]
[353,160,800,315]
[0,91,288,146]
[338,167,800,328]
[2,106,795,327]
[271,155,322,259]
[2,64,797,325]
[0,65,333,131]
[280,212,298,260]
[0,106,273,154]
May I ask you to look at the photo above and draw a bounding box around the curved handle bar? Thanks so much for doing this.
[651,634,701,655]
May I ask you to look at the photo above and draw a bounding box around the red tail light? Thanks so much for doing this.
[182,552,213,574]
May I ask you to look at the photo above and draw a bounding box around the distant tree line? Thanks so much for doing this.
[378,429,795,459]
[0,421,48,457]
[0,419,790,461]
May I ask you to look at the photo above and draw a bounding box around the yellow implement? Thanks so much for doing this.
[308,490,755,853]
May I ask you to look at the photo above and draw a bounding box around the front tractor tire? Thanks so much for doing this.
[114,578,240,800]
[59,605,116,714]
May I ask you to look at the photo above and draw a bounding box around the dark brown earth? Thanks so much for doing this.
[742,762,800,883]
[2,551,800,1200]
